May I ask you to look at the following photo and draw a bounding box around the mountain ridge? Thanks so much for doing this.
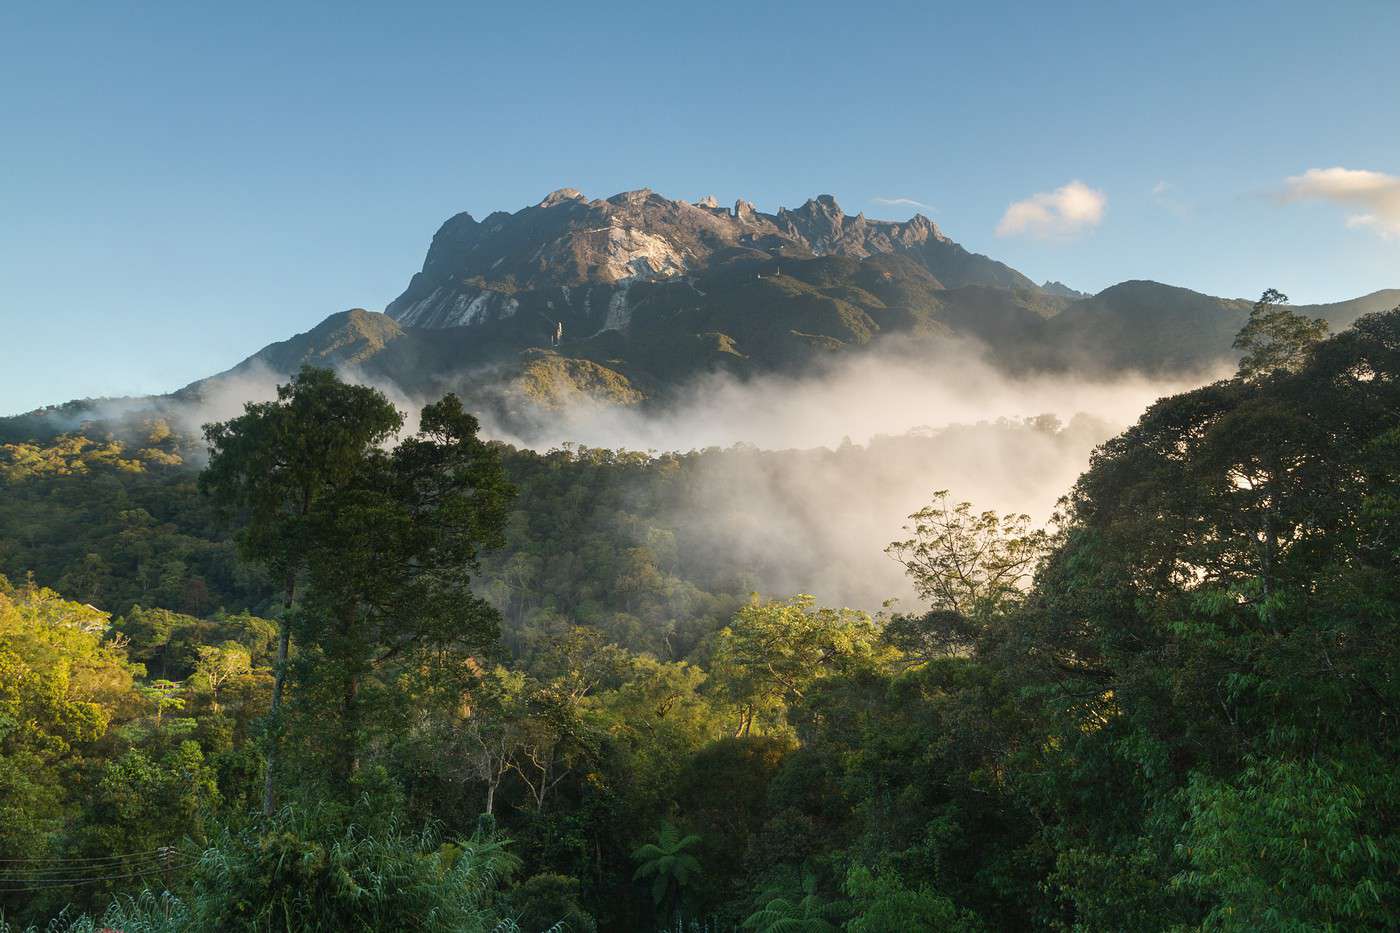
[167,276,1400,442]
[4,186,1398,441]
[384,188,1037,331]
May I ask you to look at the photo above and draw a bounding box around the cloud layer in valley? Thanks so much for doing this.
[63,339,1217,614]
[996,180,1107,238]
[469,340,1219,611]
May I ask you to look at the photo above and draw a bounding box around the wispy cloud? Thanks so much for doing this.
[872,196,936,213]
[1282,166,1400,238]
[995,180,1106,238]
[1151,180,1191,219]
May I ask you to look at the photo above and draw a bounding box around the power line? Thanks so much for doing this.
[0,854,184,874]
[0,859,196,892]
[0,848,195,893]
[0,848,180,864]
[0,857,189,874]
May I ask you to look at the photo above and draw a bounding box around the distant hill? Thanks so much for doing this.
[1037,281,1400,372]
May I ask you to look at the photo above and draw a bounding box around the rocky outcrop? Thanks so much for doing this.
[1040,280,1089,299]
[384,187,1002,330]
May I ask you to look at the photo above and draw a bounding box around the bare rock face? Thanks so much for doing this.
[539,187,585,207]
[385,187,960,329]
[1041,280,1089,299]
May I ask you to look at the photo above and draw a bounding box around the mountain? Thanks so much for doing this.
[383,188,1036,331]
[6,186,1397,442]
[368,187,1395,387]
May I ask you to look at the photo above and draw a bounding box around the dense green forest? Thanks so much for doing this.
[1,298,1397,930]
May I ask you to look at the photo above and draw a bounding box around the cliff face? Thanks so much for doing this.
[383,187,1032,331]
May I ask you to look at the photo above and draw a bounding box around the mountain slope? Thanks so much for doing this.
[1041,282,1400,372]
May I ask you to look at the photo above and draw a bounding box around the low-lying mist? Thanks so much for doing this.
[32,340,1219,614]
[472,342,1219,612]
[489,342,1206,454]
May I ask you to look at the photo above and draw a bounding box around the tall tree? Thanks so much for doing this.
[886,490,1048,621]
[293,393,514,785]
[711,596,880,736]
[200,366,403,813]
[1233,288,1329,378]
[883,491,1049,661]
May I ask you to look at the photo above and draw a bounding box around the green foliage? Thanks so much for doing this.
[0,577,253,923]
[0,433,153,482]
[114,606,272,680]
[79,739,220,858]
[191,641,253,713]
[1233,288,1329,378]
[743,868,842,932]
[633,822,703,913]
[187,805,518,932]
[711,596,881,736]
[0,815,521,933]
[886,490,1048,621]
[1174,753,1400,930]
[0,890,189,933]
[6,312,1400,929]
[200,365,406,588]
[285,389,515,790]
[843,866,979,932]
[0,434,259,616]
[511,351,644,410]
[508,872,598,932]
[0,580,122,865]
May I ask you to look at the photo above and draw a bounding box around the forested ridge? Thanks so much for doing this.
[1,299,1397,930]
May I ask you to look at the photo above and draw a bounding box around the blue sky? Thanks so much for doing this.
[2,0,1397,414]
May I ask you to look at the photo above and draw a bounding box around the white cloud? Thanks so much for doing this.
[1282,166,1400,238]
[996,180,1106,238]
[1152,180,1171,196]
[872,196,936,213]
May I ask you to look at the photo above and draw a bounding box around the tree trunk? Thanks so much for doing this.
[342,672,360,782]
[261,571,295,816]
[338,599,361,785]
[1262,512,1278,631]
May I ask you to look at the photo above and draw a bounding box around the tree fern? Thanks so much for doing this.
[632,822,703,911]
[743,867,841,933]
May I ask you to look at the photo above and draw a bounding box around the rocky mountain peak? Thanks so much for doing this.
[609,188,656,206]
[776,196,848,253]
[385,186,1022,328]
[539,187,585,207]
